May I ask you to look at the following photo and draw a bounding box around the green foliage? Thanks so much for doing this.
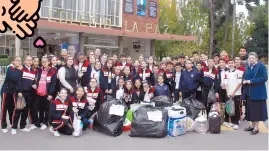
[215,18,247,56]
[0,57,12,66]
[156,0,210,59]
[245,3,268,57]
[0,54,8,59]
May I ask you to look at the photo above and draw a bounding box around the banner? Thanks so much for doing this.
[148,1,157,18]
[124,0,134,14]
[137,0,146,16]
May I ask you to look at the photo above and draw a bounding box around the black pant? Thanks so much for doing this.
[174,89,180,102]
[30,95,50,127]
[196,90,202,102]
[51,119,73,135]
[12,91,32,129]
[202,87,211,114]
[1,93,15,129]
[225,96,241,125]
[182,91,195,100]
[219,89,228,103]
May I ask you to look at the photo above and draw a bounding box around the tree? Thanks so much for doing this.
[156,0,209,59]
[245,3,268,57]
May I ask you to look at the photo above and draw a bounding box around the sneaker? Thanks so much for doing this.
[40,124,47,130]
[20,128,31,132]
[223,122,231,127]
[2,129,8,134]
[49,127,54,133]
[29,125,38,130]
[229,123,235,127]
[53,130,60,137]
[232,124,239,130]
[11,129,17,135]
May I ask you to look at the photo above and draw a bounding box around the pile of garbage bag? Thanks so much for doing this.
[93,99,128,137]
[180,96,206,120]
[130,105,168,138]
[151,96,173,108]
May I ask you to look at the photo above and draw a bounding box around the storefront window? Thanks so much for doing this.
[0,33,15,57]
[40,0,122,27]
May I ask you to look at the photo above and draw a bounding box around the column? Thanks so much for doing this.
[118,36,123,54]
[31,28,38,56]
[79,32,85,53]
[15,37,21,56]
[150,39,156,57]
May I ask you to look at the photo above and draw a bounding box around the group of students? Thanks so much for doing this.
[0,47,267,136]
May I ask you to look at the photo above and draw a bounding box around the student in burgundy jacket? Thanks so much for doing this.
[136,61,154,86]
[30,57,57,129]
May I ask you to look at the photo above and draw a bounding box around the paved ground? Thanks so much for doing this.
[0,121,268,150]
[0,81,268,150]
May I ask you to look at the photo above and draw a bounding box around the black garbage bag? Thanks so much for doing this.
[130,106,168,138]
[151,96,173,107]
[181,96,206,120]
[93,99,128,137]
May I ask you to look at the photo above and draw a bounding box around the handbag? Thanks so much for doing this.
[207,84,216,104]
[16,96,26,110]
[225,98,235,116]
[72,113,83,137]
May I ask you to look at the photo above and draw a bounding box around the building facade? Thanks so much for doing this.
[0,0,195,59]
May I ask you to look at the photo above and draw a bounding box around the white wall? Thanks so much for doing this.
[123,37,151,60]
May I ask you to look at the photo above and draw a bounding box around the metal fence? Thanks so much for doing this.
[0,66,8,80]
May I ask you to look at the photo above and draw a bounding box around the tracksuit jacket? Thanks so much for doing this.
[69,96,89,126]
[75,60,91,86]
[99,68,115,91]
[179,69,202,93]
[201,67,219,91]
[20,65,36,92]
[154,83,170,97]
[136,68,154,86]
[35,67,57,96]
[1,64,22,94]
[163,70,176,92]
[84,86,103,113]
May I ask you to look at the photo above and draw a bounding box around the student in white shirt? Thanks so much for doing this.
[223,59,243,130]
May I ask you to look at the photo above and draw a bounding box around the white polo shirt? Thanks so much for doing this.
[224,68,244,96]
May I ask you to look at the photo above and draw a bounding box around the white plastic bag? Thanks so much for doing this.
[72,114,83,137]
[194,115,208,135]
[186,117,195,132]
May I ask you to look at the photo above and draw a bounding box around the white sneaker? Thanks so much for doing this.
[49,127,54,133]
[229,123,235,127]
[29,125,38,130]
[20,128,31,132]
[2,129,8,134]
[53,130,60,137]
[40,124,47,130]
[232,124,239,130]
[11,129,17,135]
[223,122,232,127]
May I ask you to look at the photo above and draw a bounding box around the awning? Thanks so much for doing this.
[38,20,197,41]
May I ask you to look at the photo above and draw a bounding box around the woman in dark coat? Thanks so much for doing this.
[242,52,268,135]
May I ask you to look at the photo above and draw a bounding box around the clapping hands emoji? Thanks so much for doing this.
[0,0,41,39]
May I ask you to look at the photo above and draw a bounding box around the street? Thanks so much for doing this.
[0,81,268,150]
